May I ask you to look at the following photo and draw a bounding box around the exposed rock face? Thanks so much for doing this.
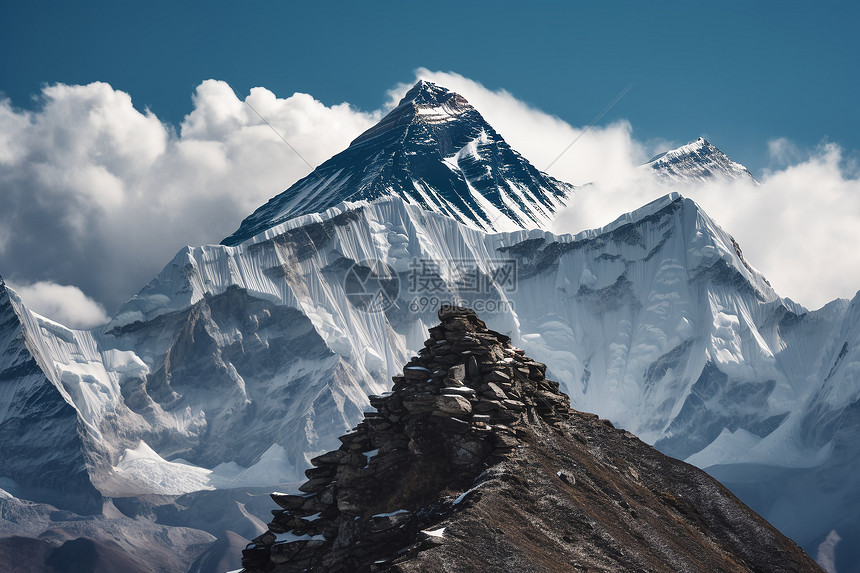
[106,285,358,477]
[241,306,820,572]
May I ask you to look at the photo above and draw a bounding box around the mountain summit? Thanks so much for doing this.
[222,81,574,245]
[645,137,757,183]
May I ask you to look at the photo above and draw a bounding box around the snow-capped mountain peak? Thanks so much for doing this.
[347,80,472,147]
[221,81,574,246]
[384,80,469,120]
[645,137,757,184]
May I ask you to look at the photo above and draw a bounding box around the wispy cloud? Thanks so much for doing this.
[551,140,860,310]
[8,281,110,329]
[816,529,841,573]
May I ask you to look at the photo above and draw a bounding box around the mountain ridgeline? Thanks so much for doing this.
[0,80,854,571]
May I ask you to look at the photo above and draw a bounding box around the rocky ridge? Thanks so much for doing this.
[240,306,819,572]
[241,305,571,571]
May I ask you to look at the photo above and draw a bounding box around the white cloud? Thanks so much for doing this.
[768,137,804,167]
[552,141,860,310]
[0,80,379,312]
[0,71,857,316]
[9,281,110,329]
[706,143,860,309]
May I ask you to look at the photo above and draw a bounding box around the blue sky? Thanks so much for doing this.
[2,1,857,175]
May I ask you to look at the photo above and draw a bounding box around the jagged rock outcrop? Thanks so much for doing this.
[241,306,819,572]
[241,305,569,571]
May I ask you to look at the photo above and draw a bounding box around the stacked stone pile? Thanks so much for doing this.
[241,305,571,572]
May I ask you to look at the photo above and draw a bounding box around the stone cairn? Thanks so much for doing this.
[242,305,571,572]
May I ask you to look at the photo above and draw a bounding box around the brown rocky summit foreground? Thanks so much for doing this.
[241,306,820,572]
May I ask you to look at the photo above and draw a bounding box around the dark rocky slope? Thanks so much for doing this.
[241,306,819,572]
[0,535,151,573]
[222,81,573,244]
